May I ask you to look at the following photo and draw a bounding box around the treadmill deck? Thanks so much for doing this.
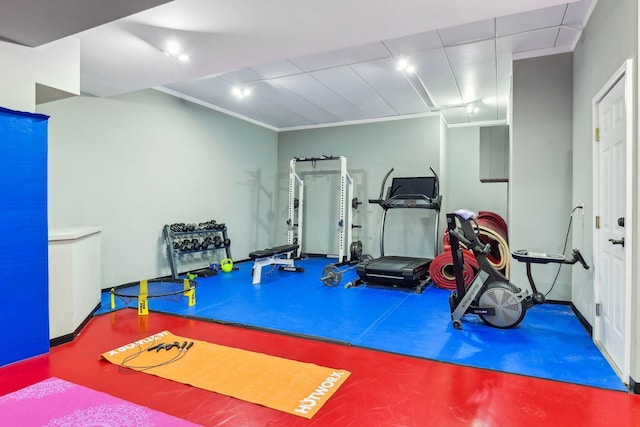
[356,256,431,289]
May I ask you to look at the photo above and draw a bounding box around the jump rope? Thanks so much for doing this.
[118,337,195,373]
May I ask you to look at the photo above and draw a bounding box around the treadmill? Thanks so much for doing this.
[354,168,441,293]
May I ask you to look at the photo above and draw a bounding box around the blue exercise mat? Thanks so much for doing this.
[97,257,626,391]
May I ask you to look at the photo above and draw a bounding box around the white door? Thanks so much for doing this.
[593,63,632,380]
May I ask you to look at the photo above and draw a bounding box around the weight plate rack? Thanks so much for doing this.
[163,221,232,278]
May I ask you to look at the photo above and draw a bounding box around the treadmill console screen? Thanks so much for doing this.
[387,177,437,199]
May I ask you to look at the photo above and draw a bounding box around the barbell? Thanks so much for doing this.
[320,254,373,287]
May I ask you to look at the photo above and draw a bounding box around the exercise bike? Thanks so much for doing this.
[447,209,589,330]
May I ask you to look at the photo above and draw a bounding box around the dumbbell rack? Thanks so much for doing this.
[163,224,232,279]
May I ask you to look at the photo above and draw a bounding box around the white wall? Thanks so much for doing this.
[445,126,508,220]
[39,89,278,288]
[0,38,79,111]
[572,0,638,321]
[277,116,442,259]
[572,0,638,385]
[511,53,574,301]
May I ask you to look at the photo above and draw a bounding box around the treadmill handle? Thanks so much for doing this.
[378,168,394,200]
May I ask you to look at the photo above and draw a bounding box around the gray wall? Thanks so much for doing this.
[510,53,574,301]
[277,116,443,259]
[445,126,508,219]
[571,0,638,381]
[39,89,278,288]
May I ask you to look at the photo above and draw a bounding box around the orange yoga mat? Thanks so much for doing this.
[100,331,351,419]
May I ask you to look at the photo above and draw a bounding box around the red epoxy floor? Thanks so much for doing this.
[1,309,638,426]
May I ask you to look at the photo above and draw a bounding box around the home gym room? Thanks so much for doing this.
[1,0,640,426]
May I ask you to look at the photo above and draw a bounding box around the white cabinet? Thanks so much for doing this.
[48,226,102,340]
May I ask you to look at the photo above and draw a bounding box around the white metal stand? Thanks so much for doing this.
[288,156,354,262]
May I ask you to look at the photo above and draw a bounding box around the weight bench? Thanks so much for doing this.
[248,244,304,284]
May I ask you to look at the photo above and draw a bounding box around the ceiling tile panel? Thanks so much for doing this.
[254,80,343,124]
[563,0,593,26]
[310,66,397,118]
[351,59,429,115]
[496,27,560,54]
[473,106,499,122]
[496,4,566,37]
[441,108,471,124]
[148,2,592,128]
[240,84,323,127]
[218,68,264,85]
[333,42,390,64]
[273,73,368,121]
[444,39,496,104]
[250,60,304,79]
[438,19,496,47]
[383,30,442,56]
[555,26,580,47]
[289,51,346,72]
[168,78,323,128]
[412,48,464,108]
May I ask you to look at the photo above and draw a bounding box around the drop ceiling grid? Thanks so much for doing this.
[497,27,562,54]
[249,60,304,80]
[332,42,391,65]
[563,0,593,26]
[496,4,567,37]
[167,78,305,128]
[382,30,442,56]
[272,73,368,122]
[251,79,344,125]
[151,1,594,129]
[437,18,496,47]
[444,39,497,105]
[350,59,428,116]
[309,66,398,119]
[288,51,346,72]
[412,47,465,108]
[232,86,321,127]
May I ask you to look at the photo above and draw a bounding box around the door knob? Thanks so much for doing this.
[609,237,625,247]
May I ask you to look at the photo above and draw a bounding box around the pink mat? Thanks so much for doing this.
[0,377,201,426]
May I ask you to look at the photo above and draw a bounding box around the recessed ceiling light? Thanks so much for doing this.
[177,53,191,62]
[165,40,181,56]
[396,58,416,73]
[232,86,251,99]
[396,59,408,71]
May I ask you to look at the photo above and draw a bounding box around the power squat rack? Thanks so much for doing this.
[287,155,361,262]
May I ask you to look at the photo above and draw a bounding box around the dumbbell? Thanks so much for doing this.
[190,238,200,251]
[202,236,213,250]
